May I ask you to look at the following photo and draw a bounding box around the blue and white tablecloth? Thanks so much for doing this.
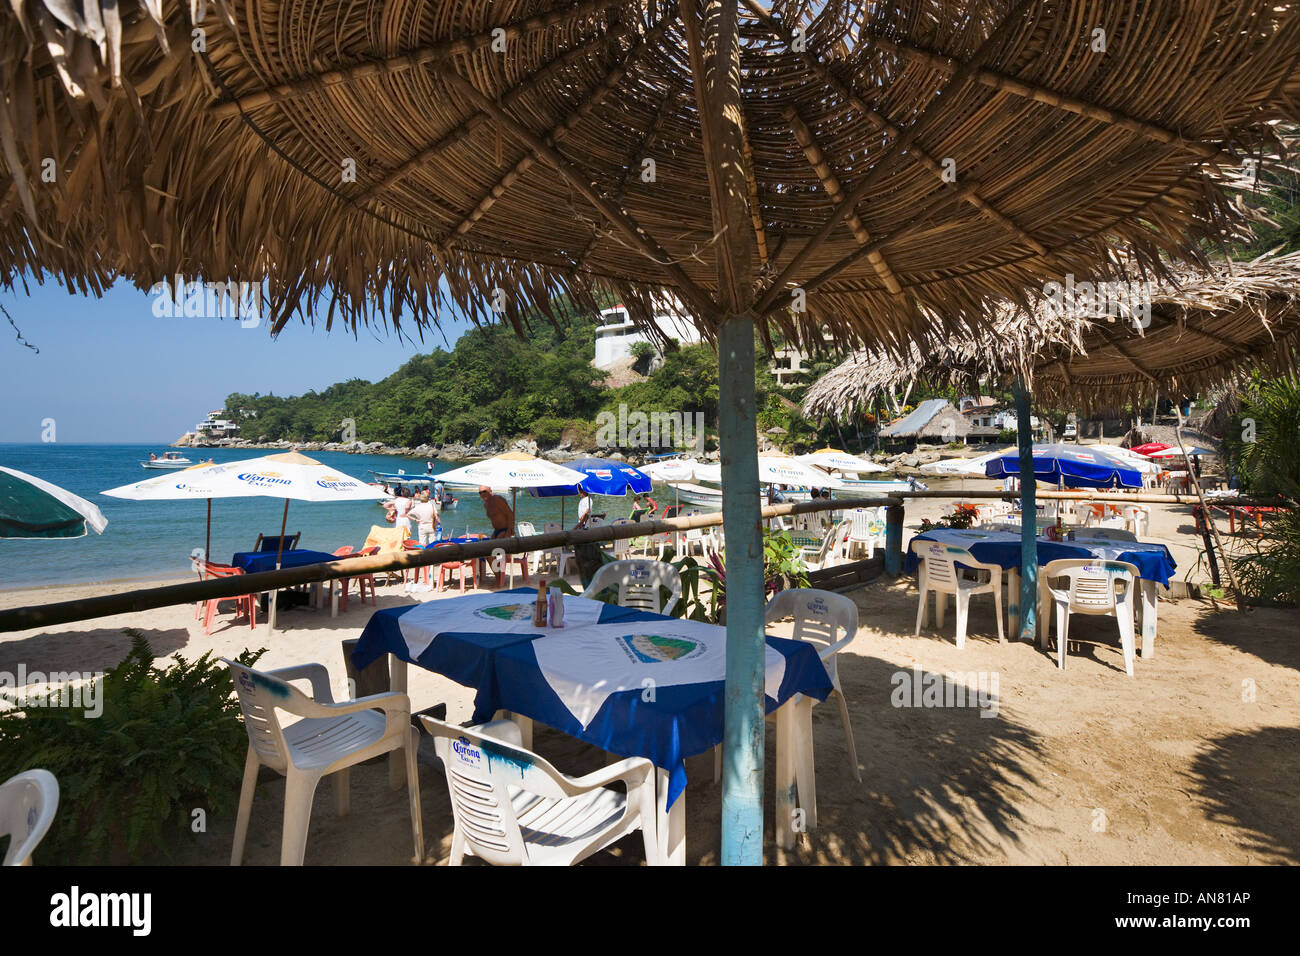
[231,549,341,574]
[904,529,1176,586]
[352,589,834,807]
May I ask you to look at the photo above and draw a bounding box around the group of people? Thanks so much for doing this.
[384,486,441,544]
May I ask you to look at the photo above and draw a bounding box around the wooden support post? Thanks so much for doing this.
[1014,382,1037,641]
[884,503,905,575]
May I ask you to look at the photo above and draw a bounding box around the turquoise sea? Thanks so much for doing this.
[0,444,664,592]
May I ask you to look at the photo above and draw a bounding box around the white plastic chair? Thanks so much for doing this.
[1121,505,1150,537]
[797,520,846,571]
[609,518,635,559]
[422,716,658,866]
[582,559,683,616]
[911,540,1005,647]
[0,769,59,866]
[765,589,860,781]
[1068,527,1138,543]
[540,521,574,577]
[493,524,533,586]
[222,660,424,866]
[845,507,885,559]
[1037,559,1139,675]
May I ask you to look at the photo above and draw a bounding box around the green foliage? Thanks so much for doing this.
[919,509,977,532]
[0,633,264,864]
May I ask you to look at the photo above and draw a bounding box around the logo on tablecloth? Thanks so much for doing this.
[474,603,533,622]
[618,633,706,664]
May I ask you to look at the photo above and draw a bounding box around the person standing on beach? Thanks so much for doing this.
[391,487,414,537]
[479,486,514,538]
[575,487,593,529]
[411,490,439,546]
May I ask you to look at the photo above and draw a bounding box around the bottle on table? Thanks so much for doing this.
[533,581,548,627]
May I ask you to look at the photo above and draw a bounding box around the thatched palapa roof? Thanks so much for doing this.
[2,1,1300,348]
[802,253,1300,417]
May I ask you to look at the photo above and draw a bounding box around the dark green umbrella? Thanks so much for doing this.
[0,466,108,539]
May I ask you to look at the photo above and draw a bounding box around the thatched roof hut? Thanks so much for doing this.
[803,253,1300,417]
[878,399,971,443]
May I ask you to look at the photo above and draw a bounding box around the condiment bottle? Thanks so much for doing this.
[549,586,564,628]
[533,581,548,627]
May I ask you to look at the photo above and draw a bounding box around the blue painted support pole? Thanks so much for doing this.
[884,503,905,575]
[719,316,765,865]
[1013,382,1037,641]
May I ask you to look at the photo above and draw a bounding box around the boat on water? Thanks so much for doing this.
[140,452,194,470]
[669,476,922,508]
[368,471,459,509]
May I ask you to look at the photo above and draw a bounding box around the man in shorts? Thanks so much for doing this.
[479,486,515,538]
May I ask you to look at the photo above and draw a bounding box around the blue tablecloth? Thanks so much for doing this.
[905,529,1176,586]
[231,549,341,574]
[352,588,834,807]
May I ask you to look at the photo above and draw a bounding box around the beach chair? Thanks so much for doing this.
[199,562,258,634]
[1037,559,1139,676]
[332,545,378,611]
[1,769,59,866]
[254,532,300,553]
[362,525,408,584]
[1122,505,1150,537]
[582,559,683,616]
[539,521,574,577]
[609,518,635,559]
[796,520,846,572]
[223,660,424,866]
[492,523,533,588]
[432,541,478,592]
[401,539,433,589]
[765,589,861,782]
[845,507,885,559]
[911,540,1004,648]
[421,717,658,866]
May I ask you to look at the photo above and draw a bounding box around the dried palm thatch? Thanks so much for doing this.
[3,1,1300,347]
[803,252,1300,417]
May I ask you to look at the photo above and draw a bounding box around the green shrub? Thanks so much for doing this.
[0,633,264,864]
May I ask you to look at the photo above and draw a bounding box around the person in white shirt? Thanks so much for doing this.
[575,487,592,529]
[391,488,414,536]
[411,491,439,545]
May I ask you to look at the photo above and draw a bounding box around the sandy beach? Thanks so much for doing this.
[3,483,1294,866]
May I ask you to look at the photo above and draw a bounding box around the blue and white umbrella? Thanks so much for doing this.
[528,457,653,498]
[985,443,1143,489]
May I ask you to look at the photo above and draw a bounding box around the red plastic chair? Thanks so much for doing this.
[432,541,477,593]
[199,562,258,634]
[335,546,377,612]
[402,539,433,588]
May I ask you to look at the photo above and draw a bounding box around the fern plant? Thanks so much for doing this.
[0,632,264,864]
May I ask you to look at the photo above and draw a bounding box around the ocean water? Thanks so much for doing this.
[0,444,672,592]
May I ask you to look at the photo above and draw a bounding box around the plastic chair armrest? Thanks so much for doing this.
[264,662,335,704]
[567,756,656,793]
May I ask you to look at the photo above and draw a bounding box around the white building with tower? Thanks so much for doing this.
[592,295,702,370]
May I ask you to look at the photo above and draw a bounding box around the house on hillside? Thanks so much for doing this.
[592,294,702,370]
[878,399,972,446]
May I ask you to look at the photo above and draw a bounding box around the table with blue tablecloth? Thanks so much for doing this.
[231,548,341,574]
[906,528,1177,657]
[353,587,834,864]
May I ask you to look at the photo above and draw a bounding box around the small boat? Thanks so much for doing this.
[140,452,194,470]
[368,471,459,510]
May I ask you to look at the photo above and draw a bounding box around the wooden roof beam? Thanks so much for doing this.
[435,66,718,319]
[209,0,625,118]
[447,22,667,238]
[864,33,1243,168]
[1089,325,1162,384]
[738,104,771,270]
[784,107,902,296]
[355,31,614,203]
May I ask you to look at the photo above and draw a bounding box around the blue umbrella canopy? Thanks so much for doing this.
[0,466,108,539]
[528,458,653,498]
[985,444,1143,489]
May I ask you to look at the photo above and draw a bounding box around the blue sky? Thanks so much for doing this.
[1,279,475,443]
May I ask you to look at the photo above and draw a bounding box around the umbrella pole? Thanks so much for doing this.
[205,498,211,563]
[268,498,289,634]
[1014,382,1037,641]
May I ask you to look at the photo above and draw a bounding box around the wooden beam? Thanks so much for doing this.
[1089,324,1162,384]
[751,0,1038,316]
[737,103,770,269]
[209,0,624,118]
[865,33,1242,168]
[354,31,614,203]
[784,107,902,295]
[435,66,718,318]
[448,22,666,238]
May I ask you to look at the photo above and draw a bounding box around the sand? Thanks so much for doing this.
[1,487,1295,866]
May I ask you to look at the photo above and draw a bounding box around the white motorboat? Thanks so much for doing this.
[140,452,194,470]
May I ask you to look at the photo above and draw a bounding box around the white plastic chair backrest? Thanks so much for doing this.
[610,518,634,556]
[764,589,857,686]
[586,515,604,529]
[582,559,682,615]
[544,521,561,534]
[515,521,537,537]
[848,508,876,540]
[0,769,59,866]
[423,717,575,866]
[911,540,974,591]
[1070,528,1138,543]
[221,660,318,772]
[1042,559,1137,612]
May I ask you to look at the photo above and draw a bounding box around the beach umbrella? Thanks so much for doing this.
[985,443,1143,489]
[919,451,1011,477]
[639,457,710,514]
[1146,445,1215,459]
[103,460,239,560]
[797,448,888,475]
[0,466,107,540]
[1130,442,1173,456]
[527,456,653,527]
[437,452,588,531]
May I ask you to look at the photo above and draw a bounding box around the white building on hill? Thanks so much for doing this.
[592,295,702,370]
